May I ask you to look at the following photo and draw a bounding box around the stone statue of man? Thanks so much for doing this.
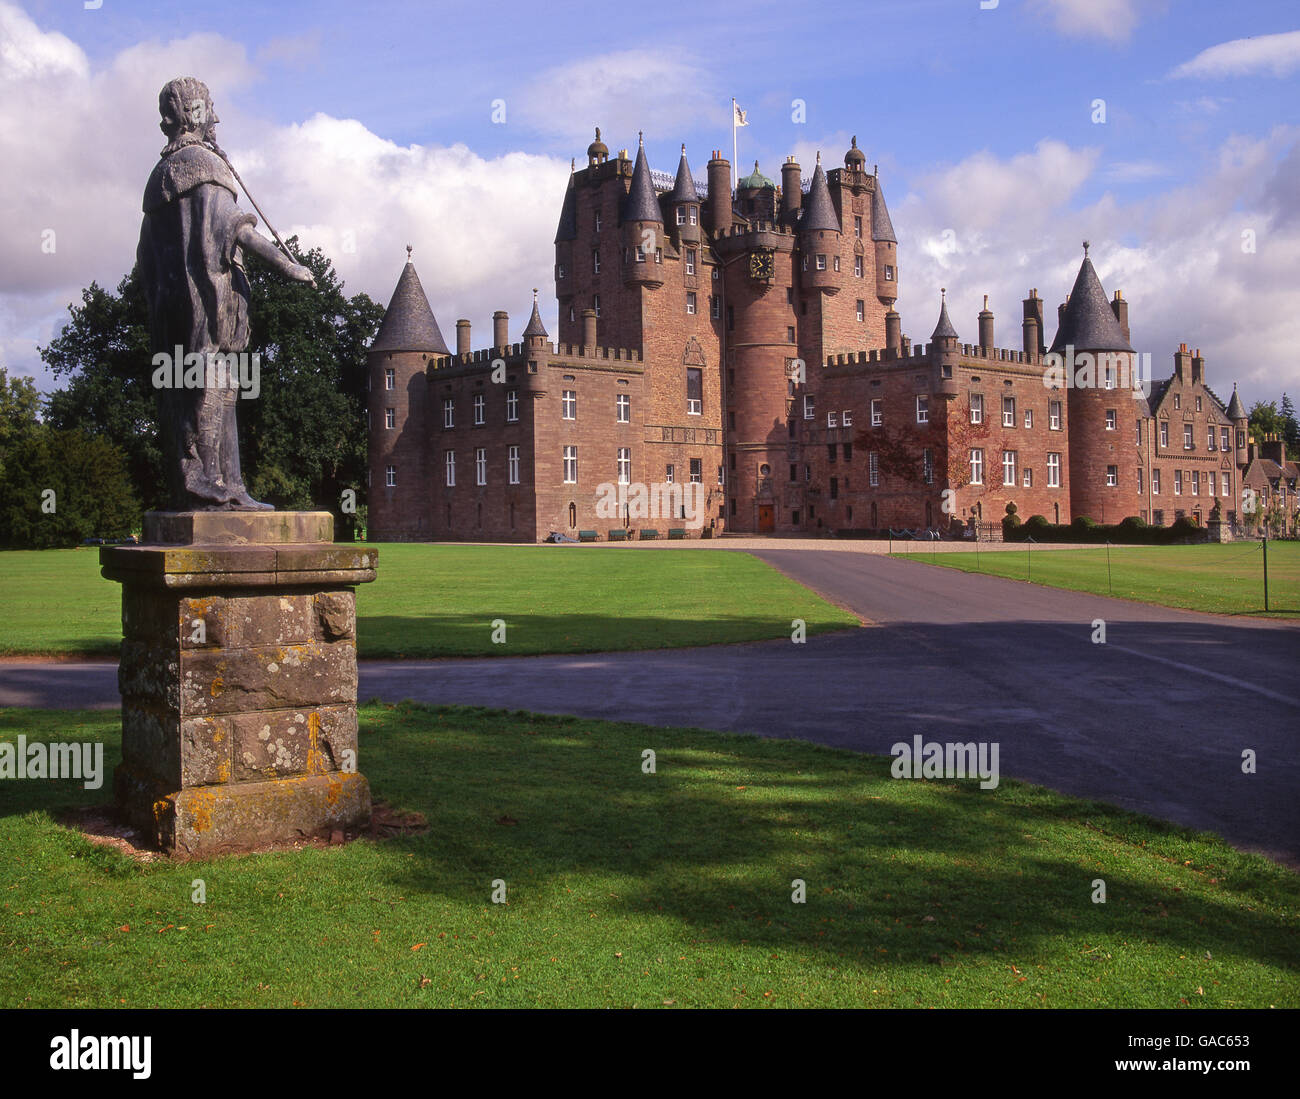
[137,77,315,510]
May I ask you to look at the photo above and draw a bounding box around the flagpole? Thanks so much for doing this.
[731,97,738,192]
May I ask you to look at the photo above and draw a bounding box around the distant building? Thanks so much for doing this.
[367,131,1254,541]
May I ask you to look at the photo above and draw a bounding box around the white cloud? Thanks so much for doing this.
[1101,159,1171,183]
[1169,30,1300,80]
[512,49,728,149]
[1027,0,1152,43]
[893,129,1300,406]
[0,2,567,387]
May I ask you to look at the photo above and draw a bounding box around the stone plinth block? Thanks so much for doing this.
[100,512,378,857]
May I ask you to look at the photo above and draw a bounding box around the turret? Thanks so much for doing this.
[1226,384,1248,466]
[844,136,867,174]
[522,289,548,352]
[1022,289,1043,356]
[622,133,664,287]
[706,151,732,236]
[781,156,802,222]
[800,153,841,293]
[930,289,960,398]
[586,127,608,167]
[736,161,777,222]
[872,169,897,306]
[668,144,701,244]
[978,295,994,349]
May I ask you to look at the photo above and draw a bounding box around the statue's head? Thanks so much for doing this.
[157,77,219,145]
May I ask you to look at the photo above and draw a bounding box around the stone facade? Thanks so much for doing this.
[101,512,376,856]
[368,131,1257,541]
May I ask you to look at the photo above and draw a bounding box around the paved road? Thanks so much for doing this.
[2,551,1297,866]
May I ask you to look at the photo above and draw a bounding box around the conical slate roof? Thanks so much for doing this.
[1049,254,1132,354]
[872,181,896,243]
[371,257,449,354]
[801,155,840,233]
[931,293,958,342]
[623,137,662,224]
[554,164,577,243]
[522,291,548,339]
[1226,384,1246,420]
[668,145,699,204]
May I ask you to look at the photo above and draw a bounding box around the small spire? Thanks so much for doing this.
[941,287,946,300]
[983,294,989,309]
[595,126,601,140]
[816,151,822,165]
[405,244,413,262]
[532,288,538,303]
[638,130,644,146]
[681,142,686,153]
[570,157,575,171]
[1083,239,1090,257]
[851,136,859,149]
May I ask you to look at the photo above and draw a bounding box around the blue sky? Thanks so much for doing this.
[3,0,1299,406]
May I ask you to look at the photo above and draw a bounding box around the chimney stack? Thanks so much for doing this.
[781,156,802,221]
[706,151,733,236]
[1174,342,1192,383]
[1022,289,1043,356]
[1191,347,1205,385]
[885,308,901,355]
[582,308,597,351]
[1111,290,1130,345]
[978,294,994,349]
[493,310,509,351]
[456,319,471,356]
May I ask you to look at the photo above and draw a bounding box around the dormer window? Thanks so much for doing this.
[676,208,686,226]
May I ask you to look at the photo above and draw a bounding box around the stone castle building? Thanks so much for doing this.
[367,130,1257,541]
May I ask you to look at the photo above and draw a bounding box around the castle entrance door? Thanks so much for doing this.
[758,504,775,533]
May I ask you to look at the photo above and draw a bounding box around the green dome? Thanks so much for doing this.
[737,160,775,190]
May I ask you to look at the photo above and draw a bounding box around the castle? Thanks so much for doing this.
[366,129,1278,542]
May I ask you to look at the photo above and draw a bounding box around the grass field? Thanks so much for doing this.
[1,704,1296,1009]
[893,541,1300,618]
[0,545,858,658]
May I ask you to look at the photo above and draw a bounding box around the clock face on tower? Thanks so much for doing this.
[749,249,775,281]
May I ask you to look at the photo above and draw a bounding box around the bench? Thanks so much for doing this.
[638,529,660,540]
[608,528,628,541]
[578,530,599,542]
[667,528,687,540]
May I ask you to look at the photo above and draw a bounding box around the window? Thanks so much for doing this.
[557,262,567,279]
[922,448,934,484]
[827,411,838,428]
[473,393,485,426]
[843,441,852,461]
[686,292,697,315]
[1023,468,1033,488]
[711,295,721,319]
[655,248,662,264]
[1049,400,1061,430]
[854,256,863,277]
[787,326,796,343]
[1196,396,1202,412]
[828,443,837,463]
[830,477,838,499]
[635,246,646,264]
[1183,423,1193,449]
[592,250,601,274]
[385,464,396,487]
[508,445,520,484]
[1104,362,1115,389]
[666,464,675,483]
[803,395,815,420]
[970,448,984,485]
[689,458,702,483]
[677,207,686,226]
[833,256,841,272]
[1160,421,1169,447]
[884,265,895,281]
[1207,426,1216,450]
[1003,396,1016,427]
[1174,470,1182,495]
[617,448,631,485]
[1136,420,1142,445]
[686,368,703,415]
[1002,450,1017,486]
[594,211,601,232]
[1106,465,1118,487]
[842,410,853,426]
[562,390,576,420]
[1174,394,1181,409]
[1152,469,1161,494]
[384,368,395,390]
[1047,452,1061,487]
[1192,470,1200,495]
[717,464,724,485]
[616,393,630,423]
[871,398,882,426]
[384,407,395,429]
[1221,472,1230,496]
[475,447,487,485]
[686,248,696,275]
[563,446,577,483]
[816,254,827,271]
[593,294,601,317]
[854,215,863,238]
[445,451,456,487]
[916,395,929,424]
[1024,409,1034,429]
[1206,470,1214,496]
[801,255,808,271]
[506,389,518,422]
[869,452,879,486]
[1221,427,1230,452]
[789,463,797,483]
[690,206,698,225]
[443,398,454,429]
[970,394,983,424]
[856,300,865,322]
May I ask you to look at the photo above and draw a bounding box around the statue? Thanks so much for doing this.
[137,77,315,511]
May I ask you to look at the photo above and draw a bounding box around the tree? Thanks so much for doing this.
[38,239,383,532]
[1281,393,1299,458]
[1247,400,1283,446]
[0,366,43,484]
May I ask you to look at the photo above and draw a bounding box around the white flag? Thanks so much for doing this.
[733,102,748,127]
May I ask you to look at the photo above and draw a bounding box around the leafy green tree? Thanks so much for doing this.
[0,366,43,484]
[38,240,383,534]
[1247,400,1284,446]
[1281,393,1299,457]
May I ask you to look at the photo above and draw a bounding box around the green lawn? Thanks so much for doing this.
[894,542,1300,617]
[1,704,1296,1009]
[0,544,858,658]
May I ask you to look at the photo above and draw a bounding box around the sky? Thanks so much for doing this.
[1,0,1298,410]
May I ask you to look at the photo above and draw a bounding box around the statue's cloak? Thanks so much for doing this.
[137,143,257,356]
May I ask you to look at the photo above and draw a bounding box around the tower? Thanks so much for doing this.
[1054,244,1134,524]
[367,248,449,540]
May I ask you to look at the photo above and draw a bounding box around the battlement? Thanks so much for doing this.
[720,221,796,239]
[428,342,641,371]
[824,344,1044,370]
[554,344,642,363]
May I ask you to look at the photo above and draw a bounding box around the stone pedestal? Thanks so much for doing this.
[100,512,377,856]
